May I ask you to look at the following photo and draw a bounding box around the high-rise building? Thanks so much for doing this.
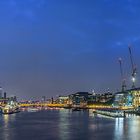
[51,97,54,104]
[0,87,3,98]
[14,96,17,102]
[4,92,7,99]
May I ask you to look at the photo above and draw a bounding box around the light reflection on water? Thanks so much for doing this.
[114,118,124,140]
[3,115,9,126]
[0,110,140,140]
[127,116,140,140]
[3,115,10,140]
[2,114,16,140]
[59,109,70,140]
[113,115,140,140]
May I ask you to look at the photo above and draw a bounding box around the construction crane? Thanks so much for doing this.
[128,44,137,88]
[118,57,126,92]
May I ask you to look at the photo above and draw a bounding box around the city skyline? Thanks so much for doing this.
[0,0,140,99]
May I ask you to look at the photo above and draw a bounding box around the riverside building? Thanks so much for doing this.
[113,88,140,108]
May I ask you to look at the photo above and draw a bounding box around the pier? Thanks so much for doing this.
[93,109,126,118]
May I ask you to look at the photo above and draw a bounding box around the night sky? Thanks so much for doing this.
[0,0,140,100]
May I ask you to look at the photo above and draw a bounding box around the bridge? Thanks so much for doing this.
[19,103,67,108]
[19,103,134,110]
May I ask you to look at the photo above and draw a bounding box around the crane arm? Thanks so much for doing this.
[118,58,126,91]
[128,44,134,72]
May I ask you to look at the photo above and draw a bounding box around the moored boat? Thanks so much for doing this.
[72,108,82,111]
[2,101,20,115]
[2,105,20,114]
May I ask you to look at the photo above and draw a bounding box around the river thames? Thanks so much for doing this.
[0,109,140,140]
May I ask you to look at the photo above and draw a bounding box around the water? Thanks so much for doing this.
[0,109,140,140]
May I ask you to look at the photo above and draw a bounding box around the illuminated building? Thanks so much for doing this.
[98,92,114,103]
[113,88,140,108]
[58,96,69,104]
[113,91,131,107]
[127,88,140,107]
[69,92,92,107]
[68,92,114,107]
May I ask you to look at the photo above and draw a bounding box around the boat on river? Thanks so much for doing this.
[72,108,82,111]
[2,103,20,114]
[2,100,20,114]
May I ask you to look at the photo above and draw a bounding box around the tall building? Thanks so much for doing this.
[14,96,17,102]
[0,87,3,98]
[4,92,7,99]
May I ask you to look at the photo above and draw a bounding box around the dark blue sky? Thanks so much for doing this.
[0,0,140,99]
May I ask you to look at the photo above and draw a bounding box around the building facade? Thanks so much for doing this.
[113,88,140,108]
